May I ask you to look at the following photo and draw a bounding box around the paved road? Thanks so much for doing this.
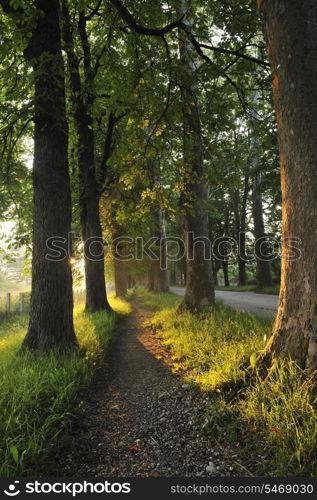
[171,287,278,319]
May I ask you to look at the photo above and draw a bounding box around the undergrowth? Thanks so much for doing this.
[0,294,130,477]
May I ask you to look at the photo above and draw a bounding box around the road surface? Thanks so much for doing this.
[171,287,278,319]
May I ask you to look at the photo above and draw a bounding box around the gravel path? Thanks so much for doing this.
[60,301,269,477]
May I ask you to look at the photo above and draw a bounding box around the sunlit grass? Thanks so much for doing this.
[139,288,317,476]
[141,290,271,389]
[137,286,181,311]
[239,362,317,475]
[0,293,128,477]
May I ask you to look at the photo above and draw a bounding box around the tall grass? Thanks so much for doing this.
[139,288,317,476]
[0,294,130,477]
[239,363,317,475]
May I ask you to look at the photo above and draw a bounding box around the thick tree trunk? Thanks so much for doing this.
[114,259,128,297]
[177,0,214,311]
[237,231,247,287]
[21,0,76,349]
[257,0,317,373]
[81,180,110,312]
[62,2,111,312]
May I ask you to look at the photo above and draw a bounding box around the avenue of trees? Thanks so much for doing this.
[0,0,316,374]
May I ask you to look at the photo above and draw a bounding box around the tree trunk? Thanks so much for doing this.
[234,174,249,287]
[112,225,128,297]
[257,0,317,373]
[222,210,230,287]
[252,172,272,288]
[62,1,111,312]
[148,208,170,293]
[20,0,76,349]
[222,261,230,287]
[81,184,110,311]
[250,92,272,289]
[169,261,177,286]
[114,259,128,297]
[177,0,214,311]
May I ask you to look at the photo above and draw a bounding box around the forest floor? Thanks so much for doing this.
[58,298,272,477]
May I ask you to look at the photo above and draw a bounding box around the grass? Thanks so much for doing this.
[139,288,317,476]
[215,285,280,295]
[0,293,131,477]
[138,286,271,389]
[239,363,317,475]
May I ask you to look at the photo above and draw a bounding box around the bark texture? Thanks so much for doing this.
[258,0,317,372]
[114,259,128,297]
[21,0,76,349]
[177,0,214,311]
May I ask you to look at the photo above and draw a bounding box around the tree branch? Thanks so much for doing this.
[108,0,184,36]
[198,42,270,68]
[186,35,249,115]
[85,0,102,20]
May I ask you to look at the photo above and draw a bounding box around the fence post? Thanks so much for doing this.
[6,293,11,315]
[19,293,24,314]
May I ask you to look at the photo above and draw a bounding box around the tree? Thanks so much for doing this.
[177,0,215,311]
[250,92,272,288]
[62,0,112,312]
[0,0,76,349]
[257,0,317,373]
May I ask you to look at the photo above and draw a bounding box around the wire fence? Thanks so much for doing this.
[0,289,86,324]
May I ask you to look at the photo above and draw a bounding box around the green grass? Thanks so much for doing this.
[137,286,181,311]
[140,288,271,389]
[139,288,317,476]
[216,285,280,295]
[239,363,317,475]
[0,294,130,477]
